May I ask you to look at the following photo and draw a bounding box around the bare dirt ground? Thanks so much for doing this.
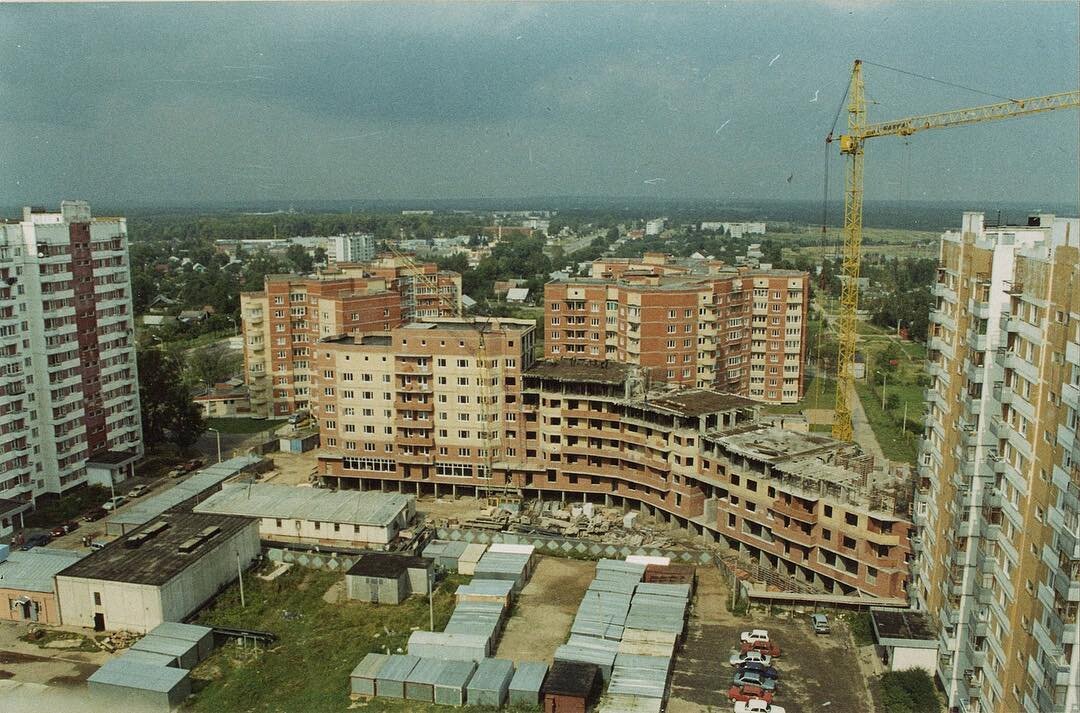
[260,450,320,486]
[0,623,110,687]
[494,556,595,664]
[667,567,876,713]
[415,495,494,523]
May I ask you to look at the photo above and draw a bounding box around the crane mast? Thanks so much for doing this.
[828,59,1079,442]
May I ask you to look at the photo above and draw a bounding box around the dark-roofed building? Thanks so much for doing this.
[870,608,937,674]
[345,553,433,604]
[540,660,601,713]
[55,512,259,633]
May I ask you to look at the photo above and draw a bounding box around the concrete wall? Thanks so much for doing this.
[159,520,260,624]
[346,573,408,604]
[58,520,259,633]
[55,576,164,633]
[890,645,937,674]
[258,516,396,546]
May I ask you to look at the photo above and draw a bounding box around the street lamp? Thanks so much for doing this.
[207,427,222,463]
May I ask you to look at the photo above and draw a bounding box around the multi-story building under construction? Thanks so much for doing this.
[913,212,1079,713]
[240,256,461,418]
[314,320,910,600]
[544,254,809,403]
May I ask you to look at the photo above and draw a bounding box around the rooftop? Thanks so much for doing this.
[871,609,935,641]
[88,658,190,693]
[193,483,412,528]
[346,553,430,579]
[541,660,601,697]
[57,512,255,586]
[714,426,841,463]
[0,548,85,593]
[86,449,139,466]
[527,360,632,385]
[106,455,262,530]
[644,390,756,418]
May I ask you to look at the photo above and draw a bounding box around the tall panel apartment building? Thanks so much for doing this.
[241,257,462,418]
[333,233,375,263]
[914,213,1079,713]
[0,202,142,510]
[313,318,537,488]
[544,255,809,403]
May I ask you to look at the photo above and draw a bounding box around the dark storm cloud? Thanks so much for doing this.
[1,2,1076,207]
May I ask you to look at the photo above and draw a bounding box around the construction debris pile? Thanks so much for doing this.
[431,500,688,550]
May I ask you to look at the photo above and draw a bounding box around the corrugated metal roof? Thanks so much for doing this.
[351,653,390,679]
[612,654,671,673]
[616,640,675,659]
[131,635,197,659]
[607,666,667,699]
[406,658,448,686]
[88,658,189,692]
[468,658,514,691]
[488,543,535,555]
[456,579,514,598]
[459,543,487,562]
[147,622,213,644]
[595,559,646,580]
[0,547,83,592]
[633,583,690,600]
[378,655,420,682]
[408,630,490,659]
[114,650,177,668]
[598,693,664,713]
[107,455,261,528]
[509,661,548,693]
[620,629,677,647]
[194,482,411,527]
[435,659,477,688]
[588,578,638,596]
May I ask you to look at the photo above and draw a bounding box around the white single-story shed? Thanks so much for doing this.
[871,608,938,674]
[193,483,414,548]
[55,512,259,633]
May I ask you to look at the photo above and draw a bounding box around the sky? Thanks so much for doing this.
[1,1,1077,210]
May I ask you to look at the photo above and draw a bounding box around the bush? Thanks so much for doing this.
[878,669,941,713]
[849,611,876,645]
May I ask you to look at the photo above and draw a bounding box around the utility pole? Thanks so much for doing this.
[237,551,246,608]
[428,571,434,631]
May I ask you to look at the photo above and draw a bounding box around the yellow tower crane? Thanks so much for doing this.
[828,59,1079,442]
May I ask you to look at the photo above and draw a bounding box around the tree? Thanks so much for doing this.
[313,246,328,265]
[285,244,314,274]
[187,344,242,389]
[138,348,206,448]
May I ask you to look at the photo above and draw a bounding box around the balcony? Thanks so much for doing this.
[771,497,818,523]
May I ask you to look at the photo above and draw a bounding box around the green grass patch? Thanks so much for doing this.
[848,611,876,646]
[207,418,285,435]
[875,669,943,713]
[187,568,468,713]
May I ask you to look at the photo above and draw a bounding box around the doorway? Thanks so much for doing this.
[93,612,105,632]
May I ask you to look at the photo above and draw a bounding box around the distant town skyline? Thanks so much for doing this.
[1,2,1077,209]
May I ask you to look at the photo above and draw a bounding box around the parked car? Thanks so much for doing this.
[127,484,151,498]
[740,640,782,657]
[732,671,777,692]
[184,458,204,472]
[50,522,79,537]
[730,650,773,667]
[811,613,831,634]
[101,496,126,511]
[734,698,786,713]
[740,629,770,645]
[90,540,109,550]
[727,684,773,704]
[167,468,185,478]
[82,508,108,522]
[19,533,51,551]
[737,661,779,680]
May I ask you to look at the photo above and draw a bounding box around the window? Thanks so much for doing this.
[93,592,101,606]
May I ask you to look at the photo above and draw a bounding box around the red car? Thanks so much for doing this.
[741,640,782,657]
[184,458,204,472]
[728,684,774,704]
[82,508,108,522]
[50,522,79,537]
